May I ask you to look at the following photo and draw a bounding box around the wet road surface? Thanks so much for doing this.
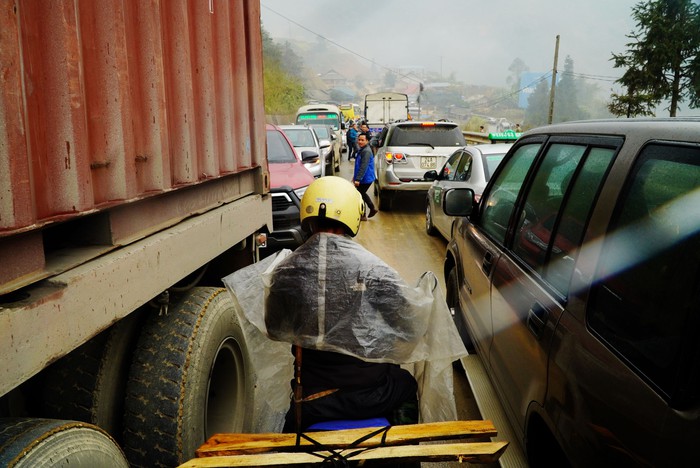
[338,157,502,468]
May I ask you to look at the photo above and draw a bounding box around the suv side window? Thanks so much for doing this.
[588,143,700,400]
[512,144,615,295]
[479,143,542,244]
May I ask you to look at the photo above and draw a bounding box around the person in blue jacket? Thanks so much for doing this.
[353,132,378,219]
[346,121,358,160]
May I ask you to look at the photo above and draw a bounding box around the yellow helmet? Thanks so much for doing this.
[300,176,365,236]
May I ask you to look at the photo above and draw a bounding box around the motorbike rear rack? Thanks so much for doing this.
[178,420,508,466]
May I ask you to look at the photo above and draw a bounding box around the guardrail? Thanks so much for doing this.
[463,131,491,145]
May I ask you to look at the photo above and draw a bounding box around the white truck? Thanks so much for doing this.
[0,2,271,467]
[363,92,409,135]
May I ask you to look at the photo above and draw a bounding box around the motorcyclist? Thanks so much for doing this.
[264,176,419,433]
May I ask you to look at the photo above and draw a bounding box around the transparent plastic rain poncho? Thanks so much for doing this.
[223,233,468,433]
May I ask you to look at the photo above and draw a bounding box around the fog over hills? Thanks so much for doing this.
[261,0,638,89]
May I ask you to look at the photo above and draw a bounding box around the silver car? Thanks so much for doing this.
[279,125,328,177]
[310,124,341,175]
[374,121,466,210]
[424,143,511,240]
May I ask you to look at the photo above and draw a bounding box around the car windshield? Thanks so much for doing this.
[267,130,298,163]
[311,126,330,139]
[284,129,316,147]
[389,125,466,147]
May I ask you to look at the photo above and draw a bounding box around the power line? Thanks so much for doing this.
[261,4,423,85]
[262,4,622,102]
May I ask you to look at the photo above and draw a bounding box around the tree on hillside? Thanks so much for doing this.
[555,56,588,122]
[609,0,700,117]
[524,80,550,128]
[502,58,529,108]
[261,25,305,114]
[507,58,530,92]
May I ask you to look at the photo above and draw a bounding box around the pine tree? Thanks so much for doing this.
[525,80,551,128]
[555,56,588,123]
[609,0,700,117]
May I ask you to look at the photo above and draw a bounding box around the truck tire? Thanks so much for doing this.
[122,287,253,468]
[0,418,128,467]
[36,312,142,442]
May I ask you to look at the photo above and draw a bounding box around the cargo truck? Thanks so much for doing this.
[363,92,409,135]
[0,1,271,467]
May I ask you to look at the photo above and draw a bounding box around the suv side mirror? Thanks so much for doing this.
[424,170,439,181]
[319,139,331,149]
[443,188,475,216]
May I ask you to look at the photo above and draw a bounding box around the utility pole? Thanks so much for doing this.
[548,35,560,125]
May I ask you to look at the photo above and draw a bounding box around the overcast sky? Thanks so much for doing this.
[261,0,641,90]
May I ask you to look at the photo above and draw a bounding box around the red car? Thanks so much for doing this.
[265,124,315,251]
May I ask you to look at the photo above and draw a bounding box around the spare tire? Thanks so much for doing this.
[0,418,128,467]
[122,287,254,467]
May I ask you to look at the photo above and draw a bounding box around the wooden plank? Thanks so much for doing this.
[180,441,508,467]
[196,420,498,457]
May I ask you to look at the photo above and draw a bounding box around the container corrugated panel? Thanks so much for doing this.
[0,0,268,293]
[0,0,266,234]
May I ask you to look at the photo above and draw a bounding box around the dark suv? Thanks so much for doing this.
[374,121,466,210]
[442,118,700,466]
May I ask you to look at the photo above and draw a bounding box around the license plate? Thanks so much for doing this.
[420,156,437,169]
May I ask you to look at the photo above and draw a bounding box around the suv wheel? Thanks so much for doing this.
[377,188,392,211]
[446,268,474,352]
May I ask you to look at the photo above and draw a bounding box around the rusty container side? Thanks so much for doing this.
[0,0,267,293]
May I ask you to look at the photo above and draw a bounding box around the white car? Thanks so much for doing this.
[279,125,330,177]
[309,124,341,175]
[424,143,511,240]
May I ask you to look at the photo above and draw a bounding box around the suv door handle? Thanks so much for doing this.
[482,251,494,275]
[527,302,549,339]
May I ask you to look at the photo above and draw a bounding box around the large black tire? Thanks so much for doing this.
[36,312,142,442]
[425,201,437,236]
[446,268,475,353]
[122,287,254,468]
[0,418,128,467]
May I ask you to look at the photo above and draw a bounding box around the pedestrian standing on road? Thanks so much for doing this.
[346,121,358,160]
[353,132,378,220]
[360,122,378,155]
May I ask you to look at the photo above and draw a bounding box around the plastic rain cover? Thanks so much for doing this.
[223,233,468,432]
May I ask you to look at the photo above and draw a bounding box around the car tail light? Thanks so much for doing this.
[420,122,436,127]
[386,152,406,164]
